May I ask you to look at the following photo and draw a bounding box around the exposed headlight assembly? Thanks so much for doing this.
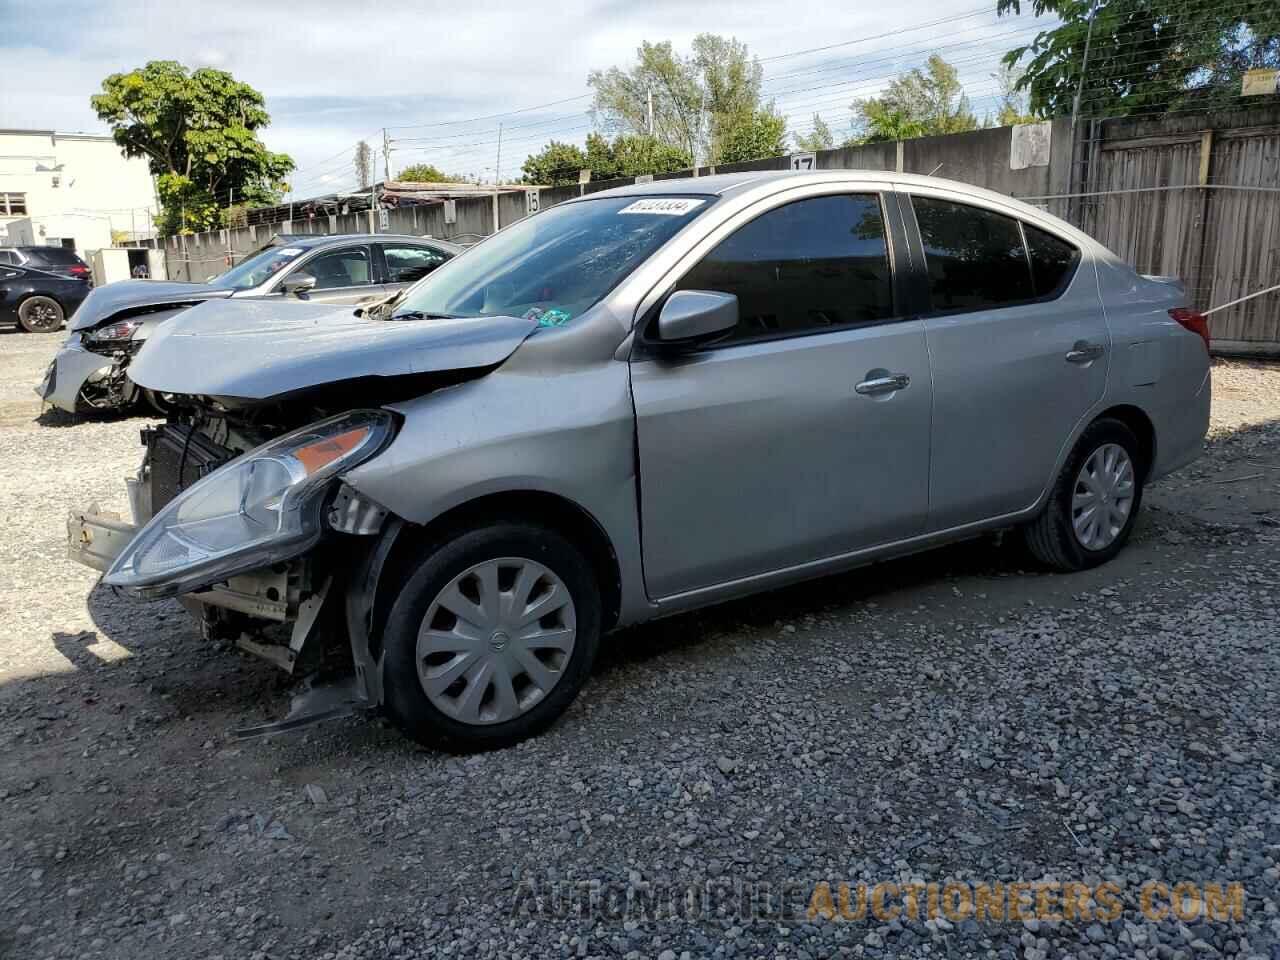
[105,410,395,599]
[88,319,142,342]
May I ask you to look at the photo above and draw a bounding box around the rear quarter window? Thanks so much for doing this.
[25,248,85,266]
[1023,223,1080,298]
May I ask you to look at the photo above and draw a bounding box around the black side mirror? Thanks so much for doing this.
[656,290,738,346]
[281,272,317,298]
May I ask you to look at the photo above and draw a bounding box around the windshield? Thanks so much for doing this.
[392,196,711,326]
[208,244,309,291]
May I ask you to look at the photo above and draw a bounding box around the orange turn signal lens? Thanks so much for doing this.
[294,427,370,476]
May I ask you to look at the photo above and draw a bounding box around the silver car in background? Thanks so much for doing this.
[40,233,459,413]
[68,171,1210,751]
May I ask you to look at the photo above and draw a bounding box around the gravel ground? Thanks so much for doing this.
[1,332,1278,960]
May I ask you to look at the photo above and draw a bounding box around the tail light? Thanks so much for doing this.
[1169,307,1210,353]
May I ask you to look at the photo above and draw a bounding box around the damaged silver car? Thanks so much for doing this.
[69,171,1210,750]
[40,233,458,413]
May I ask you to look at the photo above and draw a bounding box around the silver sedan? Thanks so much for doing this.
[40,233,460,413]
[72,170,1210,751]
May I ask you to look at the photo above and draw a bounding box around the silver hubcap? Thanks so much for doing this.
[1071,442,1135,550]
[416,557,576,725]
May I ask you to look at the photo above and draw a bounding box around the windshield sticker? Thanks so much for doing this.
[277,248,304,257]
[524,307,573,327]
[617,198,706,216]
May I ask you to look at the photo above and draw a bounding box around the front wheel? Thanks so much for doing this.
[381,523,601,752]
[18,296,64,332]
[1023,418,1145,571]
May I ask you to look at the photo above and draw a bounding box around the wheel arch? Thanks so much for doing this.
[362,490,624,660]
[1093,403,1156,478]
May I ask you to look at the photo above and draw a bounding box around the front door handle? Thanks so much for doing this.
[855,373,910,396]
[1065,341,1105,364]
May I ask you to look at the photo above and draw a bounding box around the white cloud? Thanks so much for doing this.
[0,0,1044,190]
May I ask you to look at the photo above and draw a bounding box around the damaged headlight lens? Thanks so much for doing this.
[88,319,142,342]
[104,410,395,598]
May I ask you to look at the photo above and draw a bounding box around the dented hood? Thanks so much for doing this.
[127,298,539,401]
[69,279,233,332]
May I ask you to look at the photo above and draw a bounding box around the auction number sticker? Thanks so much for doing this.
[617,198,706,216]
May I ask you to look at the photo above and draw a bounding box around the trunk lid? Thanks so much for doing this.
[127,298,539,401]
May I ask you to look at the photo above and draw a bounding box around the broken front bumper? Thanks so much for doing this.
[68,504,302,623]
[40,337,119,413]
[67,506,136,571]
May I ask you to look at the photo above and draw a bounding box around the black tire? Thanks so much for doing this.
[1023,417,1146,572]
[17,295,64,333]
[381,522,602,752]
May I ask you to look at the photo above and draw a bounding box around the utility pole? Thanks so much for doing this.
[495,123,503,185]
[382,128,391,182]
[371,152,378,233]
[647,88,655,136]
[1068,0,1099,229]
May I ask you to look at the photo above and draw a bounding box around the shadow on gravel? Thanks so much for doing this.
[35,404,143,427]
[596,534,1021,675]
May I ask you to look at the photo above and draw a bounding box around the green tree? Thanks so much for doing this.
[587,34,775,165]
[793,114,836,151]
[997,0,1280,117]
[520,141,588,185]
[519,133,691,186]
[993,66,1038,125]
[396,163,464,183]
[609,134,692,176]
[716,110,788,163]
[90,61,293,236]
[851,55,979,143]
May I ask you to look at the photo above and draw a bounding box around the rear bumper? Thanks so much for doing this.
[1150,365,1211,482]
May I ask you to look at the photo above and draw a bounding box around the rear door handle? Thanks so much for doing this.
[1065,341,1105,364]
[855,373,910,396]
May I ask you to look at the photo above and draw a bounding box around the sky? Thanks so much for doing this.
[0,0,1054,198]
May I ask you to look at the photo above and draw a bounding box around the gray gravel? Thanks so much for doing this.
[1,332,1278,960]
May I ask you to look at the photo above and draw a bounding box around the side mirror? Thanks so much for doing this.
[656,290,738,345]
[281,272,317,298]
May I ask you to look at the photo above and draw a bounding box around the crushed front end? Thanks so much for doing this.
[68,398,399,725]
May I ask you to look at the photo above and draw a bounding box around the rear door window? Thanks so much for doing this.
[380,244,451,283]
[911,197,1033,312]
[674,193,895,343]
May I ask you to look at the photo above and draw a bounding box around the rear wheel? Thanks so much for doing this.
[381,523,601,751]
[1023,418,1145,571]
[17,296,64,332]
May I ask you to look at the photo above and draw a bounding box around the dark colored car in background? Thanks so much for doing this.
[0,246,93,282]
[0,262,91,332]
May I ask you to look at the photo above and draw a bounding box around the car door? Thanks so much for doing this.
[630,191,933,599]
[278,244,382,305]
[903,191,1108,530]
[376,242,453,291]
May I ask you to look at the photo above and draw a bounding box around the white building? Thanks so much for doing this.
[0,129,157,259]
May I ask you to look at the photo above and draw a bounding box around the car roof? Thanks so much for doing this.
[577,169,1089,245]
[272,233,461,251]
[582,168,1029,206]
